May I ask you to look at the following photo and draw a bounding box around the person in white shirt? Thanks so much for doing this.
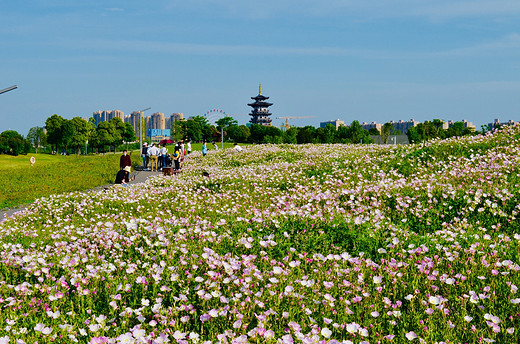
[232,143,243,152]
[148,144,160,171]
[186,139,192,154]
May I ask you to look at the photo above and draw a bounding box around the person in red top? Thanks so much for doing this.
[120,150,131,170]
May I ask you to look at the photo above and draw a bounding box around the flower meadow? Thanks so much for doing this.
[1,126,520,344]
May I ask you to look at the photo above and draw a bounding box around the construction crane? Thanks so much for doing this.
[276,116,315,130]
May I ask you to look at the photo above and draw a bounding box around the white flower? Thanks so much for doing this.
[373,276,382,284]
[371,311,380,317]
[173,331,186,340]
[405,331,417,340]
[428,296,440,305]
[273,266,283,274]
[346,323,358,333]
[464,316,473,322]
[321,328,332,338]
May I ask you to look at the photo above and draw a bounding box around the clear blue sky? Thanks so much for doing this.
[2,0,519,134]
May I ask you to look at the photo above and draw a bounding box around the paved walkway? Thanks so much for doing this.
[0,169,163,223]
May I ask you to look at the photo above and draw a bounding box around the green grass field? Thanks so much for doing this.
[0,153,122,209]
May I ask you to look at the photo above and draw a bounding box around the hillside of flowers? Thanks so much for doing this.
[1,125,520,344]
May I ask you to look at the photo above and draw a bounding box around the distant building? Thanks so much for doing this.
[361,121,382,133]
[149,112,166,130]
[321,119,345,129]
[93,110,124,126]
[441,119,476,130]
[248,84,273,126]
[388,119,419,134]
[488,118,519,131]
[125,111,143,139]
[166,113,184,129]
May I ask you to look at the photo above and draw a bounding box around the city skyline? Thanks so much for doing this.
[2,1,520,135]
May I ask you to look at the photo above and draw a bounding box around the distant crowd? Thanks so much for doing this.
[115,140,243,186]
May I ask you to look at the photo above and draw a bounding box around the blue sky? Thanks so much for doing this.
[1,0,519,134]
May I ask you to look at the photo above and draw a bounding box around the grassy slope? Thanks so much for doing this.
[0,153,121,209]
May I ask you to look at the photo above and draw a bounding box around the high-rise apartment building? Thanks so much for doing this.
[488,118,519,131]
[149,112,166,130]
[320,119,345,129]
[93,110,124,126]
[166,113,184,129]
[388,119,419,134]
[442,120,476,130]
[361,121,382,133]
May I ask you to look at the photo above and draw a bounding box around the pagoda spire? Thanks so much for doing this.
[248,85,273,126]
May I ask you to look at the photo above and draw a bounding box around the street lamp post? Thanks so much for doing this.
[138,107,151,158]
[0,85,17,95]
[221,125,227,150]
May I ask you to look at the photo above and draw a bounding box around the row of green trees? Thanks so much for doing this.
[171,116,374,144]
[406,119,476,144]
[0,115,483,156]
[44,115,136,154]
[0,130,32,155]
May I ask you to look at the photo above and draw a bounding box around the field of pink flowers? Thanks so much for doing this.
[1,125,520,344]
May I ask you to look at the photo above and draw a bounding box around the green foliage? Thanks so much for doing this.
[227,125,250,143]
[0,130,30,156]
[69,117,91,155]
[45,114,66,151]
[215,116,238,130]
[26,126,47,153]
[91,121,116,152]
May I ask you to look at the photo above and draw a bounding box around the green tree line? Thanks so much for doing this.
[0,115,483,156]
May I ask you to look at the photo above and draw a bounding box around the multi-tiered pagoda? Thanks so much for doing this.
[248,84,273,126]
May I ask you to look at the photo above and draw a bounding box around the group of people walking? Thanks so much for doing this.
[141,139,191,172]
[115,139,242,186]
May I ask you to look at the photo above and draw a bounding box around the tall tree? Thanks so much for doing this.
[109,117,125,151]
[215,116,238,131]
[185,120,203,142]
[122,122,137,148]
[91,121,115,153]
[348,120,372,144]
[69,117,91,155]
[45,114,65,153]
[172,119,188,141]
[0,130,29,156]
[282,126,298,144]
[249,124,266,143]
[381,122,393,144]
[227,125,250,143]
[61,119,75,152]
[190,116,213,140]
[26,126,47,153]
[296,126,316,144]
